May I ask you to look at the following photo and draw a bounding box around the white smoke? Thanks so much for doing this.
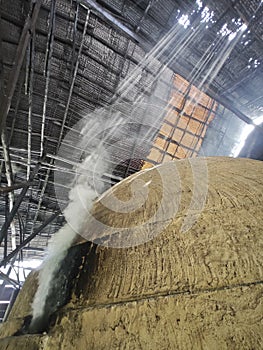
[31,145,109,323]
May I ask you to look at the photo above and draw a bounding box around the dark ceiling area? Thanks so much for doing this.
[0,0,262,321]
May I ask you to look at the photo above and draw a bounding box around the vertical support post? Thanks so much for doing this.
[0,0,42,132]
[0,160,42,245]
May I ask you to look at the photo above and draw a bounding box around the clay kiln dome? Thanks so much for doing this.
[0,157,262,349]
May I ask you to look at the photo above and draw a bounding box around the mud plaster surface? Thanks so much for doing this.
[0,157,262,349]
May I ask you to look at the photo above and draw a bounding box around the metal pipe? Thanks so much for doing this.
[3,288,20,322]
[9,79,24,144]
[0,1,42,132]
[27,27,36,180]
[0,182,34,194]
[1,132,17,250]
[4,193,8,259]
[40,0,56,157]
[57,8,90,147]
[0,211,61,268]
[135,0,155,33]
[71,1,80,77]
[17,211,25,262]
[0,271,21,288]
[0,160,42,245]
[79,0,141,42]
[29,167,51,234]
[206,88,263,133]
[0,6,4,95]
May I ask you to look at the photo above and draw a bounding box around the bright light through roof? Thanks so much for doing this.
[178,14,190,28]
[201,7,215,23]
[218,21,247,41]
[232,124,255,157]
[0,259,42,285]
[16,259,42,269]
[232,115,263,157]
[240,23,247,32]
[196,0,203,9]
[228,32,237,41]
[254,115,263,125]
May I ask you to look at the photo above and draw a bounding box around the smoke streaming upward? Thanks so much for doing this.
[30,145,109,330]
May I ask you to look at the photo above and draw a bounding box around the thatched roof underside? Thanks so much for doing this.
[0,0,262,318]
